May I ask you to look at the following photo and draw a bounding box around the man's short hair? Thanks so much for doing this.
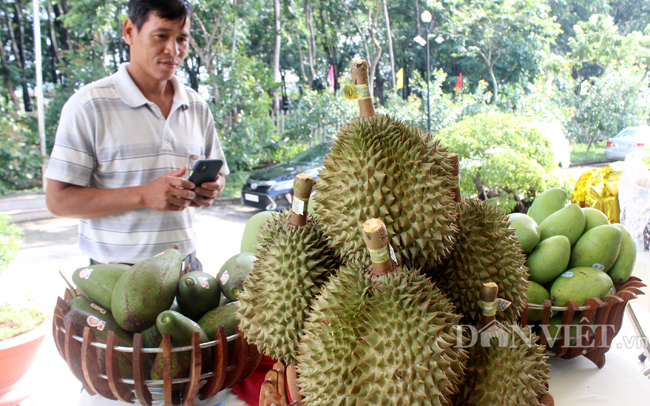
[128,0,193,31]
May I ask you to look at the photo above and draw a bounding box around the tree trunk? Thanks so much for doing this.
[46,2,60,83]
[296,33,308,84]
[382,0,396,94]
[13,0,31,112]
[232,0,237,52]
[305,4,316,88]
[0,41,20,107]
[273,0,281,114]
[54,0,71,51]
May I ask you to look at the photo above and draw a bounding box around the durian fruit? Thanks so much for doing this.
[236,174,340,365]
[454,283,551,406]
[297,218,468,406]
[312,59,459,269]
[433,197,529,326]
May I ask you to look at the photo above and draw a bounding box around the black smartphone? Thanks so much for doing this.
[188,158,224,199]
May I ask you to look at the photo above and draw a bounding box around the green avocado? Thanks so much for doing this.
[72,263,131,310]
[217,252,256,302]
[176,271,221,321]
[111,248,182,332]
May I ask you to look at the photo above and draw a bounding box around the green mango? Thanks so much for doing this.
[72,263,131,310]
[582,207,610,231]
[507,213,540,253]
[569,224,622,272]
[176,271,221,321]
[150,310,211,386]
[525,235,571,285]
[527,188,567,225]
[111,248,182,332]
[550,267,615,307]
[240,211,274,254]
[539,203,585,246]
[217,252,256,302]
[608,223,637,283]
[526,281,550,322]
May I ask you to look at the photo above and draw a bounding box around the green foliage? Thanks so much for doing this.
[0,302,46,340]
[387,69,494,134]
[0,108,44,194]
[571,140,607,164]
[221,171,249,198]
[435,112,571,212]
[210,52,277,170]
[283,88,356,142]
[567,66,650,146]
[0,214,22,273]
[443,0,561,101]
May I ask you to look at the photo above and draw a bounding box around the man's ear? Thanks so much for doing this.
[123,18,135,45]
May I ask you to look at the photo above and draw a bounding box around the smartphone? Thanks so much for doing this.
[188,158,224,199]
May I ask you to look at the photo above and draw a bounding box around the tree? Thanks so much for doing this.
[443,0,560,103]
[435,111,571,212]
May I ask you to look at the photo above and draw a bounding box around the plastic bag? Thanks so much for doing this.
[618,151,650,251]
[572,164,624,223]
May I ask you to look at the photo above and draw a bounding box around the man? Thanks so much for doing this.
[45,0,227,270]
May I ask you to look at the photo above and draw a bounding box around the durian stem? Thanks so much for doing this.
[290,173,314,227]
[480,282,499,327]
[362,218,394,276]
[449,153,462,203]
[350,59,375,118]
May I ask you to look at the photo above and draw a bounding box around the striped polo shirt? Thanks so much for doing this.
[45,63,229,264]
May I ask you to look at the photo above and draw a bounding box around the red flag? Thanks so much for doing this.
[455,72,463,92]
[327,65,335,89]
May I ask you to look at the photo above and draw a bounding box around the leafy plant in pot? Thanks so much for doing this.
[0,213,48,405]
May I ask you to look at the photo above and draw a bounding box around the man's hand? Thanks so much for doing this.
[141,166,197,212]
[190,174,226,208]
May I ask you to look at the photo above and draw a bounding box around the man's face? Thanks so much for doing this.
[124,12,190,83]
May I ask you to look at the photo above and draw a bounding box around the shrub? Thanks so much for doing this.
[0,108,44,195]
[434,111,573,212]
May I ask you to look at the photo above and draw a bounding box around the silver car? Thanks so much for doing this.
[605,126,650,161]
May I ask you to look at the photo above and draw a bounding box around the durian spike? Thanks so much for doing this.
[449,153,462,203]
[361,218,395,276]
[480,282,499,328]
[290,173,314,227]
[350,59,375,118]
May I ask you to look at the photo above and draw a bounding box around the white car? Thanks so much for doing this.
[605,126,650,161]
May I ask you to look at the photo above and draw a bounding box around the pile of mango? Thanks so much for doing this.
[60,246,255,382]
[508,188,637,323]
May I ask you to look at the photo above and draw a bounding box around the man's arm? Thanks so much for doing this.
[46,166,198,219]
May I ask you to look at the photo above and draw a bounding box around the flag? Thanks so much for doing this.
[396,67,404,90]
[455,72,463,92]
[327,65,335,89]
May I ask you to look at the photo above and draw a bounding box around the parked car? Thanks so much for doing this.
[241,141,334,210]
[605,126,650,161]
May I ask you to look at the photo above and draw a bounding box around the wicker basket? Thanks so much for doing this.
[521,276,646,368]
[52,288,263,406]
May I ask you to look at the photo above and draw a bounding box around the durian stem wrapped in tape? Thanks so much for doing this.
[572,164,623,223]
[313,59,460,269]
[236,173,340,365]
[297,218,468,406]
